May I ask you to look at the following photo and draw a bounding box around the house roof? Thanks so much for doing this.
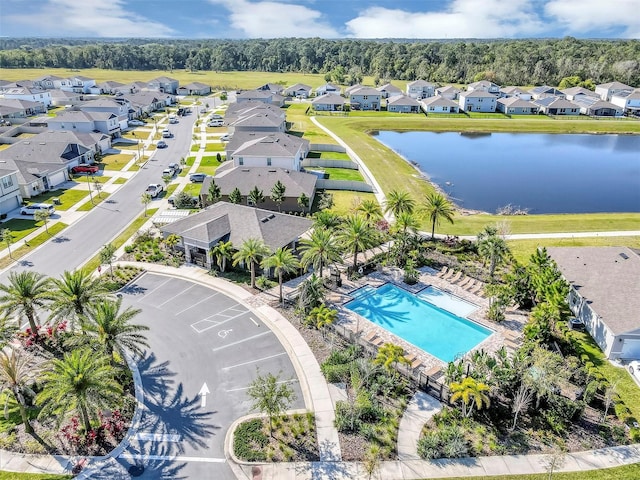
[408,80,437,88]
[547,247,640,336]
[312,93,345,105]
[226,132,308,157]
[596,81,633,90]
[387,95,421,106]
[161,201,313,251]
[561,86,597,97]
[460,90,497,98]
[0,132,92,164]
[97,81,125,89]
[377,83,402,93]
[420,96,459,108]
[497,97,538,108]
[530,85,563,96]
[230,112,284,129]
[612,88,640,100]
[500,86,529,96]
[182,82,210,89]
[315,83,341,92]
[0,86,49,96]
[237,90,273,100]
[436,85,461,94]
[572,96,621,110]
[149,76,178,84]
[121,92,162,108]
[210,167,317,198]
[283,83,312,93]
[468,80,499,89]
[533,97,579,108]
[349,87,381,97]
[49,90,82,100]
[225,102,284,123]
[0,98,45,109]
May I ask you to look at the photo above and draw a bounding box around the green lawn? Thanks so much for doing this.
[425,464,640,480]
[190,145,200,152]
[204,142,224,152]
[76,193,111,211]
[286,103,336,143]
[100,153,134,171]
[25,189,89,211]
[0,473,71,480]
[316,190,377,216]
[322,167,364,182]
[198,156,223,175]
[507,236,640,264]
[183,183,203,197]
[0,222,67,269]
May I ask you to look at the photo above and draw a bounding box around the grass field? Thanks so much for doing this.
[0,473,71,480]
[425,464,640,480]
[322,167,364,182]
[286,103,336,143]
[100,153,134,171]
[0,222,67,269]
[26,188,89,211]
[320,190,377,216]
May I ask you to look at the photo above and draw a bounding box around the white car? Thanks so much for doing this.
[220,134,231,142]
[128,119,145,126]
[21,203,55,215]
[145,184,164,198]
[162,129,172,138]
[629,361,640,382]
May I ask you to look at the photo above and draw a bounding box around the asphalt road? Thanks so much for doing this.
[86,272,303,479]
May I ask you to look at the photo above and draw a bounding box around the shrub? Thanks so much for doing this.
[630,428,640,442]
[417,431,440,459]
[234,419,268,462]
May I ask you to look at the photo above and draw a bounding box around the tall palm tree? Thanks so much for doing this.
[374,343,410,372]
[261,247,300,304]
[297,273,324,314]
[37,348,122,433]
[0,348,38,436]
[0,271,52,333]
[423,192,455,239]
[449,377,491,418]
[84,297,148,362]
[337,214,378,273]
[312,210,342,230]
[477,230,510,278]
[384,190,415,217]
[393,211,420,258]
[49,269,111,330]
[232,238,271,289]
[299,228,342,278]
[211,240,234,272]
[356,199,383,224]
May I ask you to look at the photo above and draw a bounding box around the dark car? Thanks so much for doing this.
[157,140,168,148]
[71,165,99,174]
[189,173,206,183]
[168,162,181,173]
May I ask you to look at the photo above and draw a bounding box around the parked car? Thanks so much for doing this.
[169,117,178,124]
[145,184,164,198]
[157,140,167,148]
[162,129,172,138]
[168,162,181,173]
[210,114,223,120]
[71,164,99,174]
[189,173,206,183]
[162,168,174,177]
[629,361,640,382]
[21,203,55,215]
[128,119,145,126]
[220,134,231,142]
[207,119,223,127]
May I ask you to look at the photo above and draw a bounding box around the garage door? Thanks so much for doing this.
[0,194,20,214]
[48,171,67,188]
[621,338,640,359]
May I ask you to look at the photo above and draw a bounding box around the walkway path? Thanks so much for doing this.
[397,392,442,461]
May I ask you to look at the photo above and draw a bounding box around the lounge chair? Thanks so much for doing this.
[437,266,450,278]
[469,282,483,295]
[410,358,423,371]
[370,336,385,347]
[363,331,378,343]
[449,271,463,284]
[464,279,478,291]
[441,268,455,281]
[457,276,472,288]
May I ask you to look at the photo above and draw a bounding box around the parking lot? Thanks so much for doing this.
[103,272,303,479]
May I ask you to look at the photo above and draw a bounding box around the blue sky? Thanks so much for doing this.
[1,0,638,39]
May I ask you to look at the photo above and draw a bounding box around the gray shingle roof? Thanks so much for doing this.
[387,95,421,106]
[420,96,459,108]
[312,93,345,105]
[209,167,316,198]
[227,132,308,157]
[547,247,640,336]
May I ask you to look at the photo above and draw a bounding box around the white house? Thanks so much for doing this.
[0,168,22,214]
[406,80,437,99]
[420,96,460,114]
[611,88,640,115]
[595,81,634,101]
[0,86,52,108]
[226,132,309,171]
[79,98,130,130]
[467,80,500,94]
[458,90,497,113]
[315,83,341,96]
[548,247,640,360]
[311,93,345,111]
[435,85,461,100]
[533,97,580,116]
[499,86,532,100]
[376,83,402,99]
[283,83,312,98]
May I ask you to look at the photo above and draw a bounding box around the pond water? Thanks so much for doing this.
[373,131,640,214]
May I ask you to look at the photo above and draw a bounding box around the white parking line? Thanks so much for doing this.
[119,453,226,463]
[190,309,250,334]
[174,292,219,316]
[222,352,287,371]
[226,379,298,393]
[137,277,172,302]
[211,331,272,352]
[157,284,195,307]
[132,432,181,442]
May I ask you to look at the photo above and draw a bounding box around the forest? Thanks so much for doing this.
[1,37,639,86]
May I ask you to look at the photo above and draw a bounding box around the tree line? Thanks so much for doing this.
[1,37,639,86]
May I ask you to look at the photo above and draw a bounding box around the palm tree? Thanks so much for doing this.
[49,269,110,330]
[299,228,342,278]
[313,210,341,230]
[248,186,265,207]
[232,238,271,289]
[0,348,38,436]
[357,199,383,224]
[100,243,117,278]
[261,247,299,305]
[449,377,491,417]
[306,303,338,331]
[141,193,152,217]
[211,240,233,272]
[207,179,221,205]
[423,191,455,239]
[337,214,378,273]
[37,348,122,433]
[1,229,13,259]
[393,211,420,258]
[374,343,411,372]
[297,273,324,314]
[270,180,286,212]
[477,228,510,278]
[384,190,415,217]
[0,271,52,333]
[164,233,180,253]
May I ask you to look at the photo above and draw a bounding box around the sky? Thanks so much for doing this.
[1,0,639,39]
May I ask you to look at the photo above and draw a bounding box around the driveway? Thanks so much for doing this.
[86,272,304,479]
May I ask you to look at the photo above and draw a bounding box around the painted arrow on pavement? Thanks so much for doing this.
[199,382,210,408]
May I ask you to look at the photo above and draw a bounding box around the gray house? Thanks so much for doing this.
[435,85,461,100]
[312,93,345,111]
[315,83,341,96]
[458,90,497,113]
[0,168,22,214]
[283,83,312,98]
[161,201,313,269]
[572,96,623,117]
[376,83,402,99]
[496,97,539,115]
[386,95,421,113]
[177,82,211,96]
[534,97,580,116]
[349,87,381,111]
[548,247,640,360]
[467,80,500,94]
[147,76,179,94]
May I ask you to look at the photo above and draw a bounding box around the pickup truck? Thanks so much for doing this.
[145,183,164,198]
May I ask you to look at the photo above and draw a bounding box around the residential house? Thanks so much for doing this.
[47,110,121,137]
[435,85,461,100]
[227,112,286,135]
[256,83,284,94]
[595,81,633,101]
[311,93,345,111]
[96,81,126,95]
[161,201,313,268]
[65,76,97,94]
[420,96,459,114]
[529,86,565,100]
[226,132,309,171]
[121,92,168,117]
[547,247,640,360]
[283,83,312,98]
[315,83,341,96]
[0,99,47,117]
[386,95,421,113]
[344,84,363,96]
[496,97,539,115]
[224,101,285,126]
[533,97,580,116]
[0,104,24,122]
[349,87,381,111]
[177,82,212,96]
[572,96,623,117]
[32,75,65,90]
[147,76,179,94]
[49,89,83,107]
[0,86,52,108]
[376,83,402,99]
[499,86,532,100]
[236,90,285,107]
[458,90,497,113]
[467,80,500,94]
[204,166,317,213]
[78,98,130,130]
[406,80,438,99]
[611,88,640,115]
[0,167,22,214]
[560,86,599,102]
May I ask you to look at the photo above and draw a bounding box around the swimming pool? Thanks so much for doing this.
[345,283,491,362]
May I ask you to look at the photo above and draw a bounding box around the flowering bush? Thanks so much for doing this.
[58,410,128,455]
[19,321,69,351]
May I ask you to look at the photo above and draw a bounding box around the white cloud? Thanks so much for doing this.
[5,0,175,37]
[346,0,549,38]
[209,0,339,38]
[545,0,640,38]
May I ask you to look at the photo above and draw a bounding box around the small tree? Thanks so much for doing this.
[542,448,567,480]
[34,209,51,235]
[141,193,152,217]
[208,179,221,205]
[248,186,265,207]
[363,445,382,480]
[164,234,180,254]
[247,370,296,435]
[93,178,103,198]
[1,229,13,259]
[229,187,242,204]
[374,343,410,372]
[100,243,117,278]
[270,180,286,212]
[297,192,309,211]
[510,383,534,431]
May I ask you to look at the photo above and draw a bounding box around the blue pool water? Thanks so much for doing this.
[345,283,491,362]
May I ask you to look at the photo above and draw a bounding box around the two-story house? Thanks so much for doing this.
[47,110,121,137]
[147,76,179,94]
[349,87,381,111]
[467,80,500,94]
[0,86,52,108]
[435,85,461,100]
[595,81,634,101]
[0,167,22,214]
[611,88,640,115]
[79,98,130,130]
[377,83,402,99]
[406,80,438,99]
[458,90,497,113]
